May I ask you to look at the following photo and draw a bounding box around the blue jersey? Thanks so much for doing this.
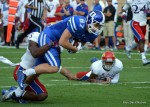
[37,15,97,68]
[42,15,97,43]
[93,4,102,12]
[61,5,74,20]
[76,3,88,17]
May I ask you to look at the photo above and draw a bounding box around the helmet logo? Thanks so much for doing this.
[89,11,96,23]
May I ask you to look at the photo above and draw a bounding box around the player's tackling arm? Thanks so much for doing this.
[29,41,51,58]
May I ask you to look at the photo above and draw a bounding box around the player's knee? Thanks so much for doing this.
[44,64,59,73]
[52,66,59,73]
[37,93,48,101]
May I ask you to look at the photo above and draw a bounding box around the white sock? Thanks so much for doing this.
[125,45,131,51]
[23,68,36,76]
[14,87,24,97]
[141,52,146,60]
[130,41,138,50]
[58,66,62,73]
[14,84,28,97]
[144,44,148,52]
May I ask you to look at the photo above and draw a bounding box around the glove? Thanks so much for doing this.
[90,57,98,63]
[76,42,82,51]
[121,12,127,20]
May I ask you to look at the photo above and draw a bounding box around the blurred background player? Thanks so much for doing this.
[15,0,51,49]
[74,0,88,17]
[54,0,64,22]
[61,0,74,20]
[76,51,123,84]
[103,0,117,51]
[91,0,102,50]
[0,0,15,46]
[122,0,150,65]
[121,7,133,53]
[144,13,150,53]
[46,0,58,24]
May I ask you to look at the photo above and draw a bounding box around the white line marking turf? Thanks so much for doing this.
[1,66,150,69]
[0,81,150,89]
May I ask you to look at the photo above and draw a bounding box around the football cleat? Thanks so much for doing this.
[125,46,131,59]
[9,86,17,91]
[142,59,150,66]
[1,87,16,101]
[17,70,26,90]
[11,92,28,104]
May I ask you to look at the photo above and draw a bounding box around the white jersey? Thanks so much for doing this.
[20,32,40,69]
[70,0,78,10]
[46,0,58,18]
[123,0,150,24]
[0,2,9,26]
[87,58,123,84]
[99,0,105,11]
[16,0,28,22]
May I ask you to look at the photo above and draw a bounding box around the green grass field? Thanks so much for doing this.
[0,47,150,107]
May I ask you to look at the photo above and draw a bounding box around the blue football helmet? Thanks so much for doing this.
[86,10,105,35]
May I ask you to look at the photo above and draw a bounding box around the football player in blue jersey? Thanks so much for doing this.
[17,10,105,90]
[38,10,105,66]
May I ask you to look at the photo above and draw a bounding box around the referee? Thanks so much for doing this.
[15,0,50,49]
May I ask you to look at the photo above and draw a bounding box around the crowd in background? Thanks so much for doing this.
[0,0,149,51]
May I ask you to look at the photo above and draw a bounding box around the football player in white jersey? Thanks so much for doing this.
[1,32,52,103]
[76,51,123,84]
[122,0,150,65]
[1,32,76,103]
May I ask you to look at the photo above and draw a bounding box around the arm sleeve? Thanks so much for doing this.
[111,73,120,84]
[44,1,51,10]
[122,2,130,11]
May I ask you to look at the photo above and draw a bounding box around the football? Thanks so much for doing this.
[67,39,81,53]
[72,40,80,47]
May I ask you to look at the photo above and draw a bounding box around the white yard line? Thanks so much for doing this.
[0,49,149,55]
[133,87,150,89]
[0,81,150,89]
[120,82,150,84]
[1,66,150,69]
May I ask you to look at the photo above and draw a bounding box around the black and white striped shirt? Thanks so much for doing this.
[28,0,49,19]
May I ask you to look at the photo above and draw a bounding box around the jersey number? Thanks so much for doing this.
[132,5,146,14]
